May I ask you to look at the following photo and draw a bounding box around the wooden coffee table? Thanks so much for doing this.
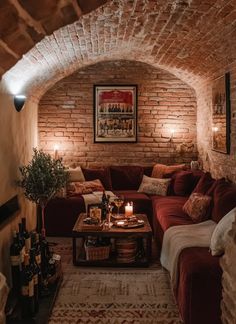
[72,213,152,267]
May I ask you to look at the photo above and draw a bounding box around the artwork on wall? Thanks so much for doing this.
[212,72,231,154]
[94,85,137,143]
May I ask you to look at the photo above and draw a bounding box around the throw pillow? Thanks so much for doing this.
[183,193,212,223]
[173,171,194,196]
[110,166,144,190]
[151,163,186,179]
[210,207,236,256]
[192,172,215,194]
[67,179,104,196]
[68,166,85,182]
[82,167,112,190]
[138,175,171,196]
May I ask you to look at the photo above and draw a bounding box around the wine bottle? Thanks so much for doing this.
[16,232,24,266]
[29,248,39,313]
[101,191,108,221]
[32,232,43,296]
[10,231,22,296]
[40,234,50,279]
[18,222,25,261]
[22,217,31,253]
[21,254,35,318]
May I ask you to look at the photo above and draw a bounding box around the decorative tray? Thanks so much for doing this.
[112,214,126,220]
[114,219,144,229]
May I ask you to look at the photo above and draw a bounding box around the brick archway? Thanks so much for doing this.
[2,0,236,99]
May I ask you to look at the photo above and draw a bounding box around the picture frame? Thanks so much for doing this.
[212,72,231,154]
[94,85,137,143]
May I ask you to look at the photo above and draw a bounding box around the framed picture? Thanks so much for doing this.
[94,85,137,143]
[212,72,231,154]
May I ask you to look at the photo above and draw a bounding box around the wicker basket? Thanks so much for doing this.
[84,242,110,261]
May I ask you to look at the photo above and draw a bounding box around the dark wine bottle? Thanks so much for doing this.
[101,191,108,221]
[32,232,43,296]
[22,217,31,253]
[29,248,39,313]
[10,231,22,296]
[40,234,50,279]
[21,254,35,318]
[16,232,24,267]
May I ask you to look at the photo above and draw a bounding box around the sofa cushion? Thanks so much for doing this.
[152,196,193,232]
[82,167,112,190]
[138,175,171,195]
[183,193,212,223]
[151,163,186,178]
[210,207,236,256]
[68,166,85,182]
[192,172,215,194]
[67,179,104,196]
[110,166,144,190]
[173,171,194,196]
[177,247,222,324]
[211,180,236,223]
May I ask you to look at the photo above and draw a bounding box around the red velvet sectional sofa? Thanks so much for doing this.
[45,165,236,324]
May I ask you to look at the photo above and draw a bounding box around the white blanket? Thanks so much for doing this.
[82,191,117,214]
[160,220,216,291]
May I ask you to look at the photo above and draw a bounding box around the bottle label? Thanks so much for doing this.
[33,274,38,285]
[35,254,41,265]
[29,279,34,297]
[21,285,29,296]
[25,238,31,252]
[10,255,21,266]
[20,247,26,263]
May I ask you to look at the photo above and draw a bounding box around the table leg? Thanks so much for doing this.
[72,237,76,265]
[146,233,152,265]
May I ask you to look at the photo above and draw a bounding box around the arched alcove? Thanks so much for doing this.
[38,59,198,166]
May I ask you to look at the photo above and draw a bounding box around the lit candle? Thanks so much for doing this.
[54,144,59,159]
[125,202,133,218]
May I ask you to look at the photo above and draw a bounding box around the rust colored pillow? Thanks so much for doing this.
[192,172,215,194]
[151,163,186,179]
[183,193,212,223]
[67,179,104,196]
[82,167,112,190]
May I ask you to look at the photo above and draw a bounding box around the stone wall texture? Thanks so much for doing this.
[38,60,198,166]
[0,91,38,284]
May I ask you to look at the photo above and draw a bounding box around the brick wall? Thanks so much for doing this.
[196,66,236,182]
[38,60,198,166]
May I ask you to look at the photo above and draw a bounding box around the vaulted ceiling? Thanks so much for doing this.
[1,0,236,98]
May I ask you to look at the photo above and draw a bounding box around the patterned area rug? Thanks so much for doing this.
[48,238,182,324]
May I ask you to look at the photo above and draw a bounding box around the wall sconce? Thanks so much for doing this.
[54,144,59,159]
[170,129,175,141]
[14,95,26,112]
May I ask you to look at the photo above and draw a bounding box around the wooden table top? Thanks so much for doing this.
[72,213,152,235]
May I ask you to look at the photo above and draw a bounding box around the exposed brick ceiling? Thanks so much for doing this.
[1,0,236,98]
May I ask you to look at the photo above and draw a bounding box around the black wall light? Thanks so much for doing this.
[14,95,26,112]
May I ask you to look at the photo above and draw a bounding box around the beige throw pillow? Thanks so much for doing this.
[210,207,236,256]
[138,175,171,195]
[68,166,85,182]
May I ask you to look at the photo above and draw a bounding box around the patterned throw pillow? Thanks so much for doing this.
[138,175,171,196]
[67,179,104,196]
[183,193,212,223]
[151,163,186,179]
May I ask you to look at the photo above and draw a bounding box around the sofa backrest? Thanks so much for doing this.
[110,166,146,190]
[210,180,236,223]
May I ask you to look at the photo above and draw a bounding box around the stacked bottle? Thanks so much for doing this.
[9,217,53,318]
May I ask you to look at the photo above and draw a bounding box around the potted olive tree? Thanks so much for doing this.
[18,148,68,238]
